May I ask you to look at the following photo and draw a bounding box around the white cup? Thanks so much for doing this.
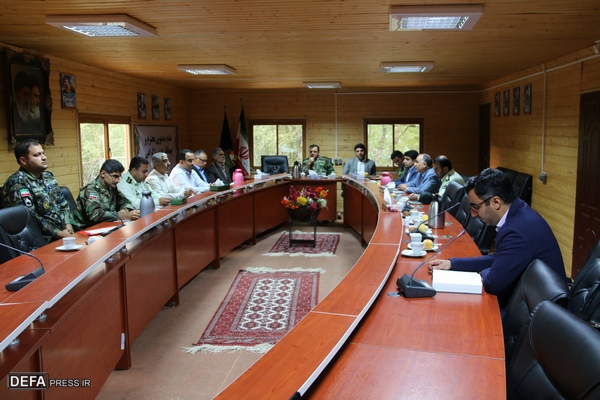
[413,217,423,227]
[398,200,407,210]
[410,232,422,243]
[300,172,306,178]
[88,236,101,245]
[411,241,424,255]
[409,209,419,219]
[63,237,76,249]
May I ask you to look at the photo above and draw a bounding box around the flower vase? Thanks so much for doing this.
[287,207,321,221]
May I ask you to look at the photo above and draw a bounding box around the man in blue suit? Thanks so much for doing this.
[394,150,419,186]
[343,143,376,176]
[429,168,566,317]
[397,153,441,199]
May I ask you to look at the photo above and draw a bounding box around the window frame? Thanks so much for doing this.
[364,118,424,170]
[248,118,307,169]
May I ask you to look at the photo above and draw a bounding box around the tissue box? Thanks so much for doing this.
[210,184,231,192]
[254,173,269,180]
[432,270,483,294]
[169,197,187,206]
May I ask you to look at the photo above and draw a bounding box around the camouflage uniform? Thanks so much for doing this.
[73,177,133,230]
[3,168,74,242]
[301,155,335,175]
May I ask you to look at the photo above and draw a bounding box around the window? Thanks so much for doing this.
[78,114,132,186]
[364,118,423,168]
[249,119,306,168]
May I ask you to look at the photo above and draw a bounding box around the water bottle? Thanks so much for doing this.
[233,169,244,187]
[428,193,444,229]
[140,190,155,217]
[380,172,391,186]
[292,161,301,178]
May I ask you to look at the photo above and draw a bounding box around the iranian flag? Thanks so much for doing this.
[235,105,250,175]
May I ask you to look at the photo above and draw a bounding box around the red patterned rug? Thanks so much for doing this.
[184,267,321,354]
[265,231,340,256]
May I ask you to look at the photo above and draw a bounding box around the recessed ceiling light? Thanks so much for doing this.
[177,64,236,75]
[389,5,483,31]
[46,14,157,37]
[380,62,434,73]
[302,82,341,89]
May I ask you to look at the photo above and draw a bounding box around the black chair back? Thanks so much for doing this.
[502,259,569,366]
[512,172,533,205]
[441,180,465,217]
[497,166,517,184]
[507,301,600,400]
[570,238,600,326]
[60,186,76,213]
[454,193,471,227]
[0,205,47,263]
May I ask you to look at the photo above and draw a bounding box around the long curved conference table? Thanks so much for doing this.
[0,174,505,399]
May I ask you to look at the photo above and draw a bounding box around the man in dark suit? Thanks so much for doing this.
[343,143,377,176]
[206,147,232,184]
[192,149,209,183]
[429,168,566,317]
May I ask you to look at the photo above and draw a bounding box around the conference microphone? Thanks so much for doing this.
[397,230,466,298]
[101,214,125,236]
[1,242,45,291]
[412,202,460,241]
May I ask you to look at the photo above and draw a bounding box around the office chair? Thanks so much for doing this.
[496,166,517,184]
[512,172,533,205]
[506,301,600,400]
[502,259,569,366]
[454,193,471,227]
[570,238,600,328]
[0,205,47,263]
[440,180,465,217]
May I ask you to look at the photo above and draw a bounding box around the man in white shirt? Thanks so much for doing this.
[170,149,210,194]
[118,156,171,208]
[146,152,193,200]
[343,143,376,176]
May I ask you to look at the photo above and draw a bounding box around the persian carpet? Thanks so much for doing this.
[184,267,322,354]
[264,231,340,256]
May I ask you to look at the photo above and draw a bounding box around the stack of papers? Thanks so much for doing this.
[432,270,483,294]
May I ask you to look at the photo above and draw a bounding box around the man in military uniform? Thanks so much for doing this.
[118,156,170,209]
[301,144,335,175]
[3,139,75,242]
[73,159,140,230]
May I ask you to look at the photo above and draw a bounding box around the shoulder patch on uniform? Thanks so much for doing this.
[126,177,133,184]
[89,193,98,200]
[19,188,31,197]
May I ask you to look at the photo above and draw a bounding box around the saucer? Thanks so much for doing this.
[401,249,426,257]
[56,244,83,252]
[405,228,433,235]
[408,243,438,252]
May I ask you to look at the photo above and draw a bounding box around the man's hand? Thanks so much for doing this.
[409,193,419,201]
[307,157,315,166]
[159,197,170,206]
[183,189,194,197]
[397,183,408,191]
[428,259,451,273]
[119,209,140,221]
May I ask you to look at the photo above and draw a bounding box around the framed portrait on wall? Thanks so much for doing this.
[523,83,532,114]
[503,89,510,116]
[138,93,147,119]
[164,97,172,121]
[513,87,520,116]
[60,73,76,109]
[152,95,160,120]
[6,49,54,145]
[494,92,500,116]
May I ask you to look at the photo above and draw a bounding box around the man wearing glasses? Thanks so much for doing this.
[192,150,210,183]
[429,168,566,317]
[206,147,233,184]
[73,159,139,230]
[170,149,210,194]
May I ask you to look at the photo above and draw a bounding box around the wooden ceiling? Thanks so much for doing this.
[2,1,600,91]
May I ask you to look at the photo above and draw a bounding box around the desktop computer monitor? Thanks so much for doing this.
[261,155,290,174]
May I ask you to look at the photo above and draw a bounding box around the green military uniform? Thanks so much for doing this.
[3,168,74,242]
[301,155,335,175]
[117,170,162,209]
[73,177,134,230]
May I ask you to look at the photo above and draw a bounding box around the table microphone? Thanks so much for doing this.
[85,198,126,236]
[412,202,460,241]
[1,242,46,291]
[397,230,466,298]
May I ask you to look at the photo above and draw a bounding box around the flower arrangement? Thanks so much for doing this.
[282,185,328,212]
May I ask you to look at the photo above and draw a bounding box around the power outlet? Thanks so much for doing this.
[538,172,547,184]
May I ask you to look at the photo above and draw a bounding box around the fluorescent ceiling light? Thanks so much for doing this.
[177,64,236,75]
[302,82,341,89]
[389,5,483,31]
[46,14,157,37]
[381,62,434,73]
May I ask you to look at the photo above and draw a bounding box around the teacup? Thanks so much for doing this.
[63,237,76,249]
[411,241,424,255]
[409,209,419,219]
[409,232,422,243]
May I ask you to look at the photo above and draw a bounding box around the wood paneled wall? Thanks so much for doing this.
[0,43,191,195]
[481,46,600,276]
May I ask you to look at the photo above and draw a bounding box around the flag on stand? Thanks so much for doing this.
[220,111,235,171]
[236,105,251,175]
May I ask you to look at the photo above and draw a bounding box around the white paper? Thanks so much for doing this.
[432,270,483,294]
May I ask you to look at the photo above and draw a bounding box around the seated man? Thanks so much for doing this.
[118,156,170,209]
[301,144,335,175]
[397,153,441,199]
[3,139,74,242]
[434,155,465,197]
[73,159,140,230]
[206,148,232,184]
[393,150,419,186]
[192,149,210,183]
[429,168,567,317]
[146,152,193,200]
[343,143,376,176]
[170,149,210,194]
[390,150,404,179]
